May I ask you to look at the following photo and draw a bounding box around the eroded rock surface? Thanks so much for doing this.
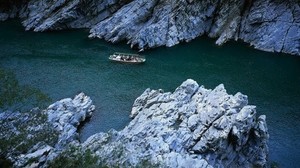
[240,0,300,55]
[0,93,95,167]
[83,79,269,167]
[0,80,269,167]
[0,0,299,55]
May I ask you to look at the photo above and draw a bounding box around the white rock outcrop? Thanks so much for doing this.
[83,79,269,167]
[47,92,95,147]
[0,92,95,167]
[0,80,268,167]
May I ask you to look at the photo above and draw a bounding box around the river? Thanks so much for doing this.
[0,20,299,167]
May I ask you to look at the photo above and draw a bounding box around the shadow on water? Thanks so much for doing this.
[0,68,51,112]
[0,19,300,167]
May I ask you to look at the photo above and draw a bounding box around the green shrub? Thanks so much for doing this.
[0,109,58,160]
[48,146,100,168]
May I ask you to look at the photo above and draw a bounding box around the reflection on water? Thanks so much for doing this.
[0,20,300,167]
[0,68,51,112]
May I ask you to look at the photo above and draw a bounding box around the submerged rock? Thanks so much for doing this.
[0,80,268,167]
[0,0,299,56]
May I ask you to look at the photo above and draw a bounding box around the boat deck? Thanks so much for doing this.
[109,52,146,63]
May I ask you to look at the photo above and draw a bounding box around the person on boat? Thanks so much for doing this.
[125,56,131,61]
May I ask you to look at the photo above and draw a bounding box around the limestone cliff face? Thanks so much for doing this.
[0,0,299,55]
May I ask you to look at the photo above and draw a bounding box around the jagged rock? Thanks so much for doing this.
[15,143,53,167]
[47,92,95,148]
[89,0,217,49]
[0,0,299,55]
[0,92,95,167]
[19,0,130,31]
[0,81,268,167]
[239,0,300,55]
[82,79,269,167]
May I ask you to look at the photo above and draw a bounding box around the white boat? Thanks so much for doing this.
[109,52,146,64]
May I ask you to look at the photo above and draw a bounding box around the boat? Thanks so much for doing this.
[109,52,146,64]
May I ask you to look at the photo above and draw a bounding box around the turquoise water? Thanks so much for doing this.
[1,20,300,167]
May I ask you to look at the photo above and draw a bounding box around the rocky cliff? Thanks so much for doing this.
[0,80,269,167]
[0,93,95,167]
[0,0,299,55]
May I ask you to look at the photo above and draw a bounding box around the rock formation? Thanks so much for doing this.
[82,79,269,167]
[0,93,95,167]
[0,0,299,55]
[0,80,269,167]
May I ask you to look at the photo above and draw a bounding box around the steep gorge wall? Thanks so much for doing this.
[0,0,299,55]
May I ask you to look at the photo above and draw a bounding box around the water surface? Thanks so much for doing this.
[0,20,300,167]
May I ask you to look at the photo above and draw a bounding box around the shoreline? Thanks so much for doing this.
[0,0,299,56]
